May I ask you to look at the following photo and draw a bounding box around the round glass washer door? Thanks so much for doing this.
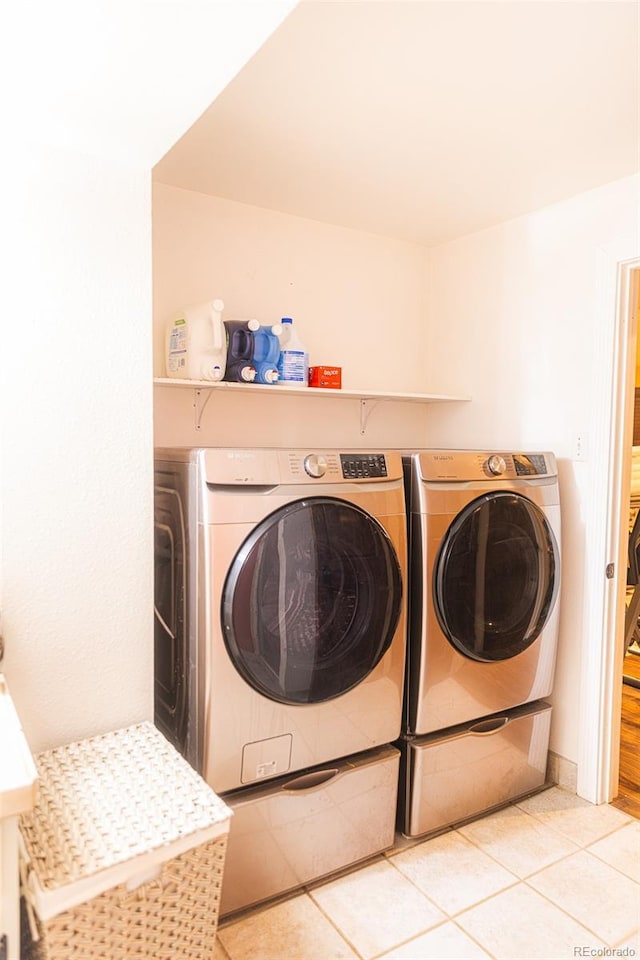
[433,491,559,662]
[221,496,403,704]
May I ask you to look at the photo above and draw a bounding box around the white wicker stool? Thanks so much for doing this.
[19,722,231,960]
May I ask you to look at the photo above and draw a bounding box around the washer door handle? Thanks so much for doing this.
[469,716,510,736]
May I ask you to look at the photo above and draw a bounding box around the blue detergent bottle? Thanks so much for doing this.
[252,323,283,384]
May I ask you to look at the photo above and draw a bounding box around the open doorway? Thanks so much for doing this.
[613,268,640,816]
[599,259,640,817]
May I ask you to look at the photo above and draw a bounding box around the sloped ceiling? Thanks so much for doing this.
[3,1,296,168]
[153,0,640,246]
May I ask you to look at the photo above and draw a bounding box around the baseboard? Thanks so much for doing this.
[547,751,578,793]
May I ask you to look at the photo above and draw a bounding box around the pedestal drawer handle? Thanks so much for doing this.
[282,769,340,792]
[469,716,510,736]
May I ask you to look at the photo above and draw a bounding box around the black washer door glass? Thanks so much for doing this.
[434,491,559,662]
[221,497,402,704]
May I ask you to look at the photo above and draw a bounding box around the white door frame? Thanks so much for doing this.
[579,255,640,803]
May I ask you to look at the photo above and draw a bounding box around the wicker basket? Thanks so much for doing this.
[19,722,231,960]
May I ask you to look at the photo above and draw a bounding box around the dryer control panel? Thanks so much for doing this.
[415,450,557,482]
[512,453,549,476]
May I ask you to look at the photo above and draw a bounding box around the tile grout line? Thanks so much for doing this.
[364,914,500,960]
[448,917,501,960]
[385,841,525,923]
[523,837,640,888]
[445,817,568,881]
[519,845,640,949]
[305,852,463,959]
[301,887,367,960]
[585,842,640,885]
[512,796,636,846]
[382,828,526,934]
[519,874,621,950]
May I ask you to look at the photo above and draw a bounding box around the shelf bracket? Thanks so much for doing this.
[194,388,213,431]
[360,399,381,435]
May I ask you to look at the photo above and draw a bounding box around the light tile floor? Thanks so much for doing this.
[215,787,640,960]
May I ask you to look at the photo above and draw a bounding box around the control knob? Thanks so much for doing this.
[304,454,328,478]
[486,454,507,476]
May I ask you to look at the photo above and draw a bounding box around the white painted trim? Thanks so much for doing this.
[576,250,619,802]
[604,259,640,801]
[578,256,640,803]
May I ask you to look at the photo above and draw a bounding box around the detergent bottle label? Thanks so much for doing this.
[167,319,187,374]
[278,349,307,383]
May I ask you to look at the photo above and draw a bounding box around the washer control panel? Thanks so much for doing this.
[201,449,402,484]
[280,450,399,482]
[340,454,388,479]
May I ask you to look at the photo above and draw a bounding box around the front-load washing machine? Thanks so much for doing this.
[397,450,561,838]
[402,450,561,737]
[154,447,407,795]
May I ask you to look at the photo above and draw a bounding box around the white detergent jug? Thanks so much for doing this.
[165,298,226,381]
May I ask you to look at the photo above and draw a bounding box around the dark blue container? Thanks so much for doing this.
[223,321,257,383]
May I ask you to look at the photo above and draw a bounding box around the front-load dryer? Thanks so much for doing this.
[402,450,561,737]
[154,447,406,795]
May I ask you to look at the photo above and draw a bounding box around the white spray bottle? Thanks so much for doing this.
[165,298,226,381]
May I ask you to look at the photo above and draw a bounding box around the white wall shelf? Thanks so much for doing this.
[153,377,471,434]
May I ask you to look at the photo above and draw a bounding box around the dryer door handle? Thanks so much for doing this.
[282,768,341,792]
[468,716,510,736]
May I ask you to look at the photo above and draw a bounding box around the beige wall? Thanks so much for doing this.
[152,184,434,391]
[1,145,154,753]
[152,183,446,451]
[0,2,296,753]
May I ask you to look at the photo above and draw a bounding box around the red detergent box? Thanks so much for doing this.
[309,366,342,389]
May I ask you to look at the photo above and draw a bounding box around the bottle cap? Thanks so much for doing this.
[281,317,293,324]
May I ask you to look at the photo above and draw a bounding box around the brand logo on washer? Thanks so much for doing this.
[434,454,454,461]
